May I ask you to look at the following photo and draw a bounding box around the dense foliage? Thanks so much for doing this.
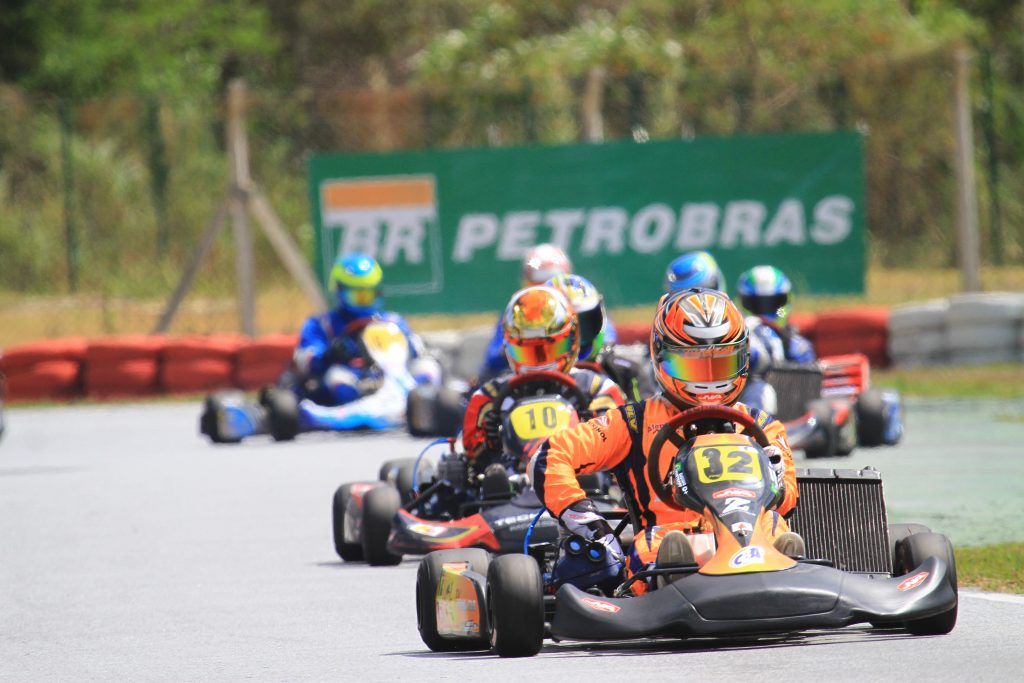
[0,0,1021,296]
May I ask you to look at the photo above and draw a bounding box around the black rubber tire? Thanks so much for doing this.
[264,388,300,442]
[894,532,958,635]
[834,404,858,456]
[487,554,545,657]
[802,399,837,459]
[361,485,402,566]
[856,388,888,447]
[378,457,432,503]
[332,482,374,562]
[887,523,932,571]
[416,549,491,652]
[199,394,242,444]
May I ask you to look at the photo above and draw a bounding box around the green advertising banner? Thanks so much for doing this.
[309,131,864,314]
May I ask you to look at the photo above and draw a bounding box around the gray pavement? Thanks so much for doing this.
[1,400,1022,681]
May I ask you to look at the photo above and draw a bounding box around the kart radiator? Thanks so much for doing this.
[789,468,892,574]
[765,363,823,421]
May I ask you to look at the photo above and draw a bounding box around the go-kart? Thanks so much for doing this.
[745,353,904,458]
[333,370,622,566]
[415,405,956,657]
[200,319,419,443]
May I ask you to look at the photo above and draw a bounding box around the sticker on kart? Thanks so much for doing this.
[693,444,763,484]
[508,400,577,440]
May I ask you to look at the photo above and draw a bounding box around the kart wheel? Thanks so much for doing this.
[887,523,931,571]
[407,384,465,438]
[855,389,888,447]
[487,554,544,658]
[895,532,958,635]
[361,485,402,566]
[332,482,374,562]
[263,388,299,442]
[200,393,241,444]
[378,457,433,503]
[416,549,491,652]
[802,399,837,459]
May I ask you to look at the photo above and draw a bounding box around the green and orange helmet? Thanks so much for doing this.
[503,285,580,374]
[329,253,383,316]
[650,288,749,407]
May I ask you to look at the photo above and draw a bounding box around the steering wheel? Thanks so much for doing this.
[646,405,771,512]
[491,370,590,415]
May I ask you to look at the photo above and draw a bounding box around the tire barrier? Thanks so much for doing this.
[887,293,1024,367]
[813,307,890,368]
[84,336,165,398]
[0,338,87,402]
[160,335,245,394]
[235,333,297,390]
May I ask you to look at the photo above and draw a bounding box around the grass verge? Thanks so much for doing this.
[872,364,1024,400]
[956,544,1024,594]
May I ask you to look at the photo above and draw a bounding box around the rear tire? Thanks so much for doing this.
[378,457,433,503]
[416,549,491,652]
[802,399,836,459]
[856,388,888,447]
[263,388,299,442]
[332,483,373,562]
[487,554,544,657]
[895,532,958,635]
[361,485,402,566]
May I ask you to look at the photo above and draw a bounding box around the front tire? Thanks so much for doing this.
[416,549,491,652]
[895,531,958,635]
[332,483,373,562]
[263,388,299,442]
[802,399,836,459]
[361,485,402,566]
[856,388,888,446]
[487,554,544,657]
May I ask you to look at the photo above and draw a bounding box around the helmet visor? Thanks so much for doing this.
[741,293,788,319]
[342,287,378,309]
[657,342,746,383]
[506,334,574,368]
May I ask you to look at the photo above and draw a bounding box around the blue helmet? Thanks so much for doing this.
[737,265,792,325]
[329,253,383,316]
[664,251,724,292]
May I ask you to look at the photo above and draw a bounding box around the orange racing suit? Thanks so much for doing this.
[534,395,798,584]
[463,367,626,467]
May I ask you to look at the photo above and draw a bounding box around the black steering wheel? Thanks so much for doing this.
[646,405,771,512]
[491,370,590,416]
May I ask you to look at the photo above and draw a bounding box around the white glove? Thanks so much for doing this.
[764,445,786,506]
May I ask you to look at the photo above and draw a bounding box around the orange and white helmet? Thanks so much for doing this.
[503,286,580,374]
[521,244,572,286]
[650,288,749,407]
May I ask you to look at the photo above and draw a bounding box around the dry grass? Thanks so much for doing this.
[2,266,1023,347]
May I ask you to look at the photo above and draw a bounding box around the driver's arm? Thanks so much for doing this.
[533,406,633,518]
[461,382,499,459]
[735,404,798,516]
[293,316,331,377]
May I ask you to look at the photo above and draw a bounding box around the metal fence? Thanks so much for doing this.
[0,45,1020,339]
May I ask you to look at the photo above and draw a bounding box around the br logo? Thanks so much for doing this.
[319,175,443,294]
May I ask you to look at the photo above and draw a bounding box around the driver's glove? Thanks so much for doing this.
[560,498,623,561]
[482,406,502,452]
[328,336,360,365]
[764,445,786,507]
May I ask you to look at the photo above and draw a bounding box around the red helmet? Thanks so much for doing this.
[521,244,572,286]
[650,288,749,407]
[503,286,580,374]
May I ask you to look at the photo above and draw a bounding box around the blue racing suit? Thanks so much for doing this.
[290,307,425,406]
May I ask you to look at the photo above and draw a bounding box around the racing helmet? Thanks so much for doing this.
[737,265,792,327]
[329,253,383,316]
[545,273,607,361]
[650,288,749,407]
[522,243,573,286]
[664,251,724,293]
[503,285,581,374]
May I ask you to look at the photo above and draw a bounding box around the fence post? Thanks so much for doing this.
[953,45,982,292]
[59,99,79,293]
[226,78,256,336]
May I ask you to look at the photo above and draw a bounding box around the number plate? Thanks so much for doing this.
[693,444,763,484]
[508,400,576,439]
[362,321,405,352]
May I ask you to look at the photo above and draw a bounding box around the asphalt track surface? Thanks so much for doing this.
[2,399,1023,682]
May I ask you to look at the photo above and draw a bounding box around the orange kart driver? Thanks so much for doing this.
[532,288,803,592]
[463,285,626,475]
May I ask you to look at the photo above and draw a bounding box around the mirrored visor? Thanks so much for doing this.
[506,334,574,367]
[658,343,746,383]
[342,287,378,308]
